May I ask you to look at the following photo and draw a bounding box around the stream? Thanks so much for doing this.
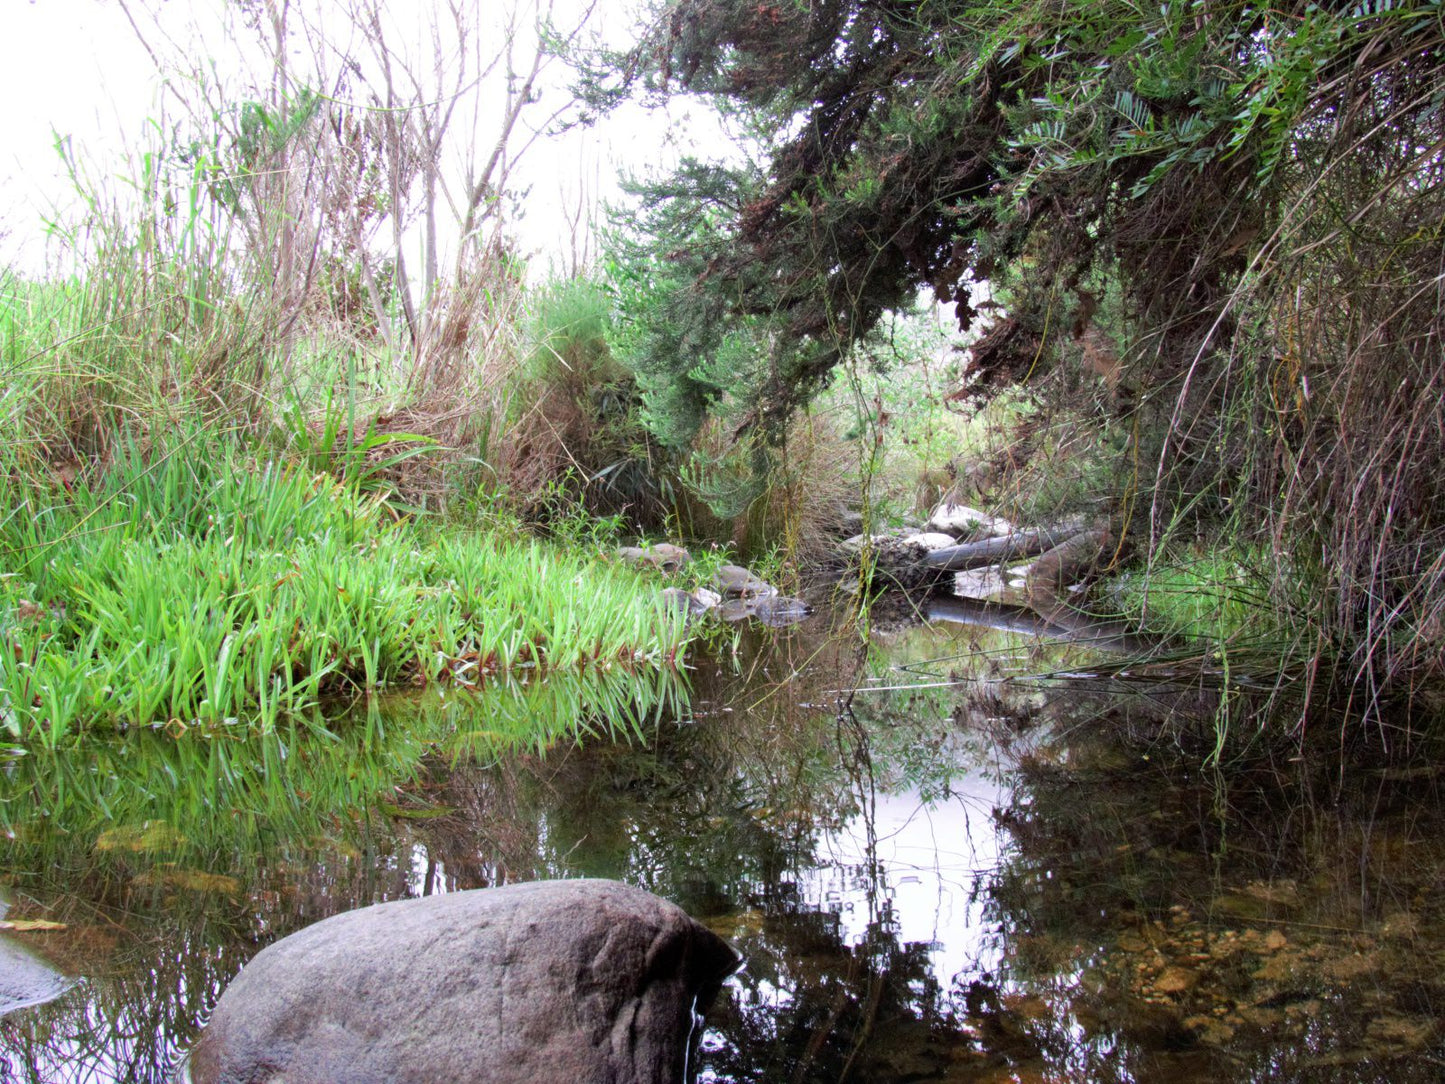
[0,604,1441,1082]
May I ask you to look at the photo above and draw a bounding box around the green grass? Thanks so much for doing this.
[1110,549,1273,644]
[0,430,687,745]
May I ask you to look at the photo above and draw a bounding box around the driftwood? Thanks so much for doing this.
[1024,528,1111,602]
[921,529,1078,573]
[929,529,1154,653]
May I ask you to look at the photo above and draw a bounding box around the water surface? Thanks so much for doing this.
[0,609,1441,1081]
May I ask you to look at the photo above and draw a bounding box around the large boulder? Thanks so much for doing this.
[184,879,739,1084]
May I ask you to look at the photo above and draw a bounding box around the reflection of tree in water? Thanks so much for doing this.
[979,688,1445,1083]
[402,627,1022,1082]
[707,906,980,1084]
[11,614,1439,1084]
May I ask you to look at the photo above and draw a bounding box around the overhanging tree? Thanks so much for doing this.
[588,0,1445,712]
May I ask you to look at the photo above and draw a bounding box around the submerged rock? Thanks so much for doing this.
[184,879,739,1084]
[751,595,812,627]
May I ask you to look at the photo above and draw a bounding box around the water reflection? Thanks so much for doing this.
[0,667,685,1083]
[0,613,1441,1082]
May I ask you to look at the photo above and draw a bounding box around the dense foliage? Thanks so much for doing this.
[594,0,1445,714]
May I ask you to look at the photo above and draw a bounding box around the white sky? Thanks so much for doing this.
[0,0,738,278]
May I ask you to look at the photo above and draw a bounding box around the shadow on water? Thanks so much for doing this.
[0,605,1442,1081]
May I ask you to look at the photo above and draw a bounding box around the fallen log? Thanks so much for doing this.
[928,595,1151,654]
[921,528,1078,573]
[1024,528,1111,604]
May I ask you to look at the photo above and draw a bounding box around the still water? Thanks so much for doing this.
[0,605,1441,1081]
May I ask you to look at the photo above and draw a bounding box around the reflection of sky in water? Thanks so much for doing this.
[700,754,1019,1084]
[807,779,1008,990]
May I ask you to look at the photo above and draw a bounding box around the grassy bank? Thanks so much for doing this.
[0,431,686,745]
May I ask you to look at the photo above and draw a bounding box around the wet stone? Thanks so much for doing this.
[660,587,710,619]
[751,596,812,627]
[616,543,692,572]
[717,599,755,622]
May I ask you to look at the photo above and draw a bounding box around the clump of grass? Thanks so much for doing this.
[1110,549,1272,645]
[0,429,687,745]
[486,277,675,526]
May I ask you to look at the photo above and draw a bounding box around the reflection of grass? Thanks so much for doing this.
[0,433,686,743]
[0,666,686,879]
[0,667,681,1084]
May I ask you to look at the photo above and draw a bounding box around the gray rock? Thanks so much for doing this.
[617,544,692,573]
[661,586,722,620]
[751,596,812,627]
[712,565,775,599]
[690,587,722,610]
[649,543,691,572]
[839,530,951,560]
[184,879,739,1084]
[660,587,704,618]
[716,598,755,622]
[617,545,649,566]
[927,502,1014,539]
[912,531,960,553]
[839,532,891,554]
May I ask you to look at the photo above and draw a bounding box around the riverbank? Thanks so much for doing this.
[0,430,686,744]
